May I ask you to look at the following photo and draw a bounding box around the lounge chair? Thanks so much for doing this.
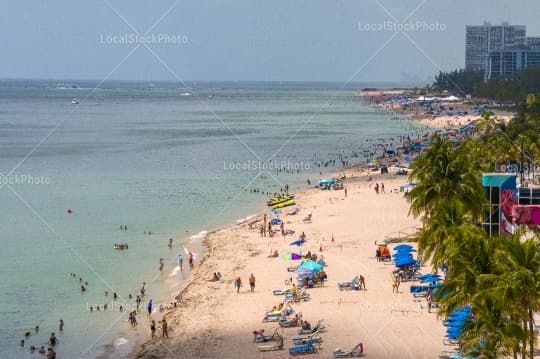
[333,342,364,357]
[258,336,284,352]
[338,276,360,291]
[279,314,302,328]
[297,320,325,335]
[288,338,316,356]
[254,327,282,343]
[292,331,323,345]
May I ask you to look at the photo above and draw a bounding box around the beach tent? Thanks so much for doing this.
[442,95,460,102]
[319,178,338,186]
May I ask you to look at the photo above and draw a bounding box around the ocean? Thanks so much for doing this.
[0,80,422,358]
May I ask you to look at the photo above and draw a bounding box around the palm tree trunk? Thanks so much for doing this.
[528,308,534,359]
[522,319,528,359]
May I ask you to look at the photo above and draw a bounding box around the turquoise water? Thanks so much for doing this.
[0,80,422,358]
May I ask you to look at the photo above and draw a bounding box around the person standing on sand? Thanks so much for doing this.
[150,320,156,339]
[177,254,183,271]
[249,274,256,292]
[188,252,194,269]
[359,275,366,290]
[381,183,385,193]
[235,277,242,293]
[162,319,169,338]
[375,183,379,194]
[147,299,153,317]
[392,276,400,293]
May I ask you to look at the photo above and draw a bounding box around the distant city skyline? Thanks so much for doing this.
[1,0,539,83]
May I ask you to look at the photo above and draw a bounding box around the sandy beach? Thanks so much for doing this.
[130,169,447,359]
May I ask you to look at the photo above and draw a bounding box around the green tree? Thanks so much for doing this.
[408,136,485,221]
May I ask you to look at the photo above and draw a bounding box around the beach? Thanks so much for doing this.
[130,170,447,359]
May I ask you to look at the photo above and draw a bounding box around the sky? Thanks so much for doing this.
[1,0,539,83]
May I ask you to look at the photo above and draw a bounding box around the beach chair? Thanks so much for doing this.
[258,336,284,352]
[333,343,364,357]
[297,320,325,335]
[292,331,323,345]
[288,338,316,356]
[279,315,302,328]
[338,276,360,291]
[254,327,282,343]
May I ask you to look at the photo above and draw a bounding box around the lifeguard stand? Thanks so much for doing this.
[481,173,517,237]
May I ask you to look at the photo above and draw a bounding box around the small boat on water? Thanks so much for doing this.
[114,243,128,250]
[71,98,80,105]
[266,194,295,207]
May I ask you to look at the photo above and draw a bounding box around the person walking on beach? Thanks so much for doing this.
[374,183,379,194]
[177,254,183,271]
[162,319,169,338]
[249,274,256,292]
[150,320,156,339]
[359,275,366,290]
[344,187,348,198]
[147,299,153,317]
[381,183,385,193]
[188,251,194,269]
[235,277,242,293]
[392,276,400,293]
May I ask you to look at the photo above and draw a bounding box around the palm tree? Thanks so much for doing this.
[408,135,485,221]
[493,233,540,358]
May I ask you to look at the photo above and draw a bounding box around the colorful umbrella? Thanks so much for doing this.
[282,252,302,260]
[298,259,323,272]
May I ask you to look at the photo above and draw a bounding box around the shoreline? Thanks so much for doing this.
[126,99,446,359]
[128,167,447,359]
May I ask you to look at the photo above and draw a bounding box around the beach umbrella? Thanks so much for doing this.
[298,260,323,272]
[270,209,281,214]
[418,273,441,279]
[420,276,441,284]
[270,218,282,225]
[290,238,306,247]
[394,244,414,251]
[282,252,302,261]
[394,247,416,252]
[395,258,417,267]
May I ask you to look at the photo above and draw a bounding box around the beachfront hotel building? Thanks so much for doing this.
[465,22,540,79]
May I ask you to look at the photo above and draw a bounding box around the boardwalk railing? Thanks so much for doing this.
[383,225,420,244]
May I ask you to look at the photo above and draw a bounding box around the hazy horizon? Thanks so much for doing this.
[1,0,539,83]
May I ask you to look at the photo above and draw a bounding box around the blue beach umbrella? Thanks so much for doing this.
[394,244,414,251]
[298,260,323,272]
[395,258,417,267]
[270,209,281,215]
[270,218,282,225]
[290,238,306,247]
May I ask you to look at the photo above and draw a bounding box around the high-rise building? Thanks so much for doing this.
[465,22,526,75]
[466,22,540,79]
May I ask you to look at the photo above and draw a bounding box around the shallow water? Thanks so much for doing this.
[0,80,421,358]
